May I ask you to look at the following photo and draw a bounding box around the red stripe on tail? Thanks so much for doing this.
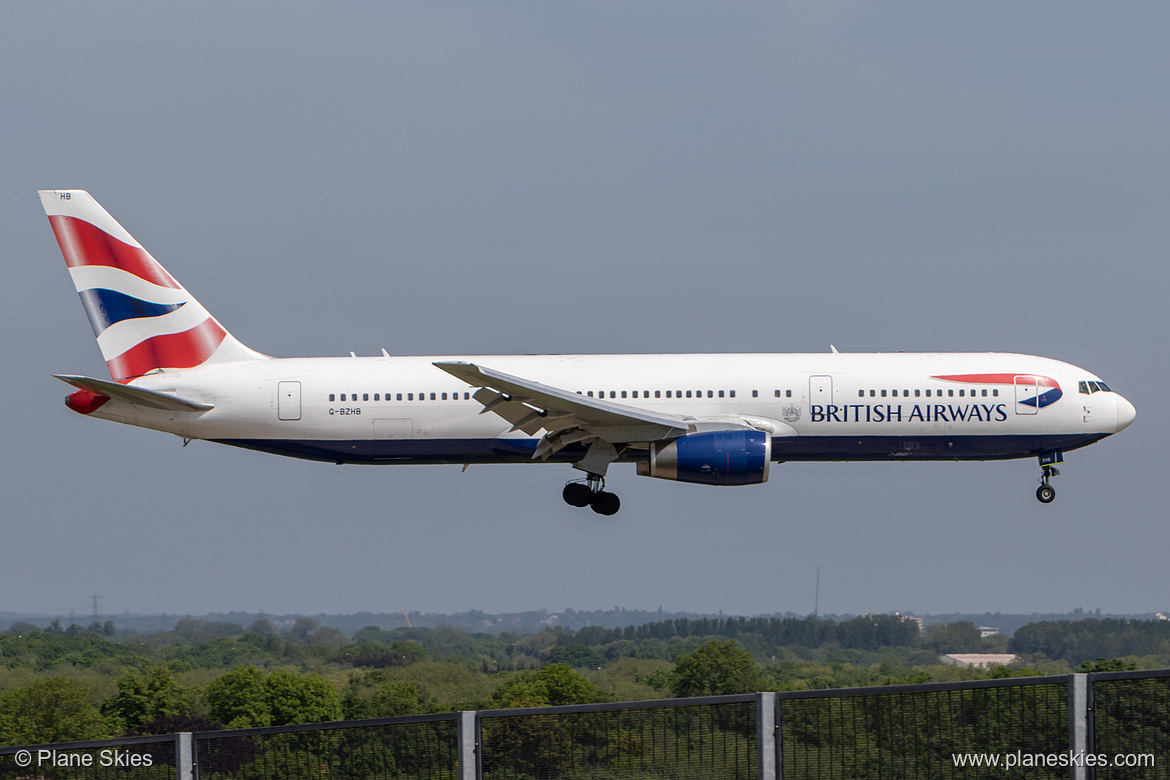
[47,215,181,289]
[106,319,228,381]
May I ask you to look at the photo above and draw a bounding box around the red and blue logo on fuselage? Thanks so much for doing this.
[932,373,1063,409]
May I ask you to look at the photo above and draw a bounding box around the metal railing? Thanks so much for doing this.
[3,670,1169,780]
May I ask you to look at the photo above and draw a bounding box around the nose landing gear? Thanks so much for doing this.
[1035,452,1063,504]
[562,475,621,515]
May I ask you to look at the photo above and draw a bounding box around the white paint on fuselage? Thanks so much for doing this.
[84,351,1130,463]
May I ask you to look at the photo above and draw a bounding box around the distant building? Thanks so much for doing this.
[895,613,925,633]
[1155,612,1168,621]
[941,653,1017,669]
[978,626,1000,638]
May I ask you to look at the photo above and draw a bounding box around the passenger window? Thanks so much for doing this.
[374,394,380,401]
[858,390,864,398]
[730,390,736,398]
[464,393,470,400]
[686,391,692,398]
[655,390,661,398]
[587,391,594,397]
[948,389,954,397]
[914,389,920,397]
[881,390,887,398]
[621,391,627,399]
[340,394,347,401]
[925,389,931,397]
[707,391,713,398]
[397,393,403,401]
[430,393,436,400]
[407,393,413,401]
[442,392,448,400]
[870,390,876,397]
[903,390,909,397]
[982,389,988,397]
[608,391,614,399]
[993,389,998,397]
[363,393,369,401]
[752,390,758,398]
[329,394,336,402]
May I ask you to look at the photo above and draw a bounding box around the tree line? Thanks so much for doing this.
[2,612,1167,746]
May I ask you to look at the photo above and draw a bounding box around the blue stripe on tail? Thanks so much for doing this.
[78,288,185,335]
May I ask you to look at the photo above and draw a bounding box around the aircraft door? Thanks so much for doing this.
[809,375,833,406]
[1014,375,1038,415]
[277,381,301,421]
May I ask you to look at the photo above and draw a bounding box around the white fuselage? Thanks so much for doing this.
[81,351,1134,467]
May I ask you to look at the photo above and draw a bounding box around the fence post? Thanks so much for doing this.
[458,711,477,780]
[758,692,777,780]
[1069,674,1089,780]
[176,732,193,780]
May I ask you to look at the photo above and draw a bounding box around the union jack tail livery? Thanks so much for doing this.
[39,190,266,382]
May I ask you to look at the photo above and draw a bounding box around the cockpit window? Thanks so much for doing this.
[1081,380,1113,394]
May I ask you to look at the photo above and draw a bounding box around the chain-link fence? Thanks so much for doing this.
[781,678,1070,780]
[5,671,1170,780]
[1091,669,1170,780]
[195,714,458,780]
[479,695,757,780]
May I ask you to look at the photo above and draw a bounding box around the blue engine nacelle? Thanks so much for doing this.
[636,429,771,486]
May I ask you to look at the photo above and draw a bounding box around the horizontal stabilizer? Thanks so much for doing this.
[54,374,214,412]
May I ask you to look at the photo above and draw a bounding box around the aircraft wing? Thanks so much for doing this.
[433,361,690,454]
[54,374,215,412]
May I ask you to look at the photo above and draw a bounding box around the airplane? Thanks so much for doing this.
[40,189,1136,515]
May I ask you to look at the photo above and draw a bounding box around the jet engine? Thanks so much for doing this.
[636,429,771,485]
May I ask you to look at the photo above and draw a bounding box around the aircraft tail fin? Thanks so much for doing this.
[39,190,268,382]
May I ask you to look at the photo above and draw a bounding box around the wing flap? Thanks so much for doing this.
[435,361,690,437]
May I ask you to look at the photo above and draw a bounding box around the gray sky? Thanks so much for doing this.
[2,2,1166,620]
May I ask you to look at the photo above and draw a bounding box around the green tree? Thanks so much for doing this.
[0,677,110,744]
[102,665,198,732]
[671,639,760,697]
[1076,657,1137,673]
[341,671,429,719]
[492,664,608,708]
[265,669,343,726]
[206,666,271,728]
[922,621,982,654]
[546,643,606,669]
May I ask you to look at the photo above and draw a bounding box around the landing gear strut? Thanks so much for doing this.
[562,475,621,516]
[1035,452,1062,504]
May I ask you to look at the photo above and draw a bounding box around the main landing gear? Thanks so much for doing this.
[1035,452,1063,504]
[563,475,621,516]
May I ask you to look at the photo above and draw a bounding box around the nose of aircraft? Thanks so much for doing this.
[1115,394,1136,432]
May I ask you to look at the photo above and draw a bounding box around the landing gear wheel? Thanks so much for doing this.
[1036,484,1056,504]
[562,482,593,507]
[591,491,621,516]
